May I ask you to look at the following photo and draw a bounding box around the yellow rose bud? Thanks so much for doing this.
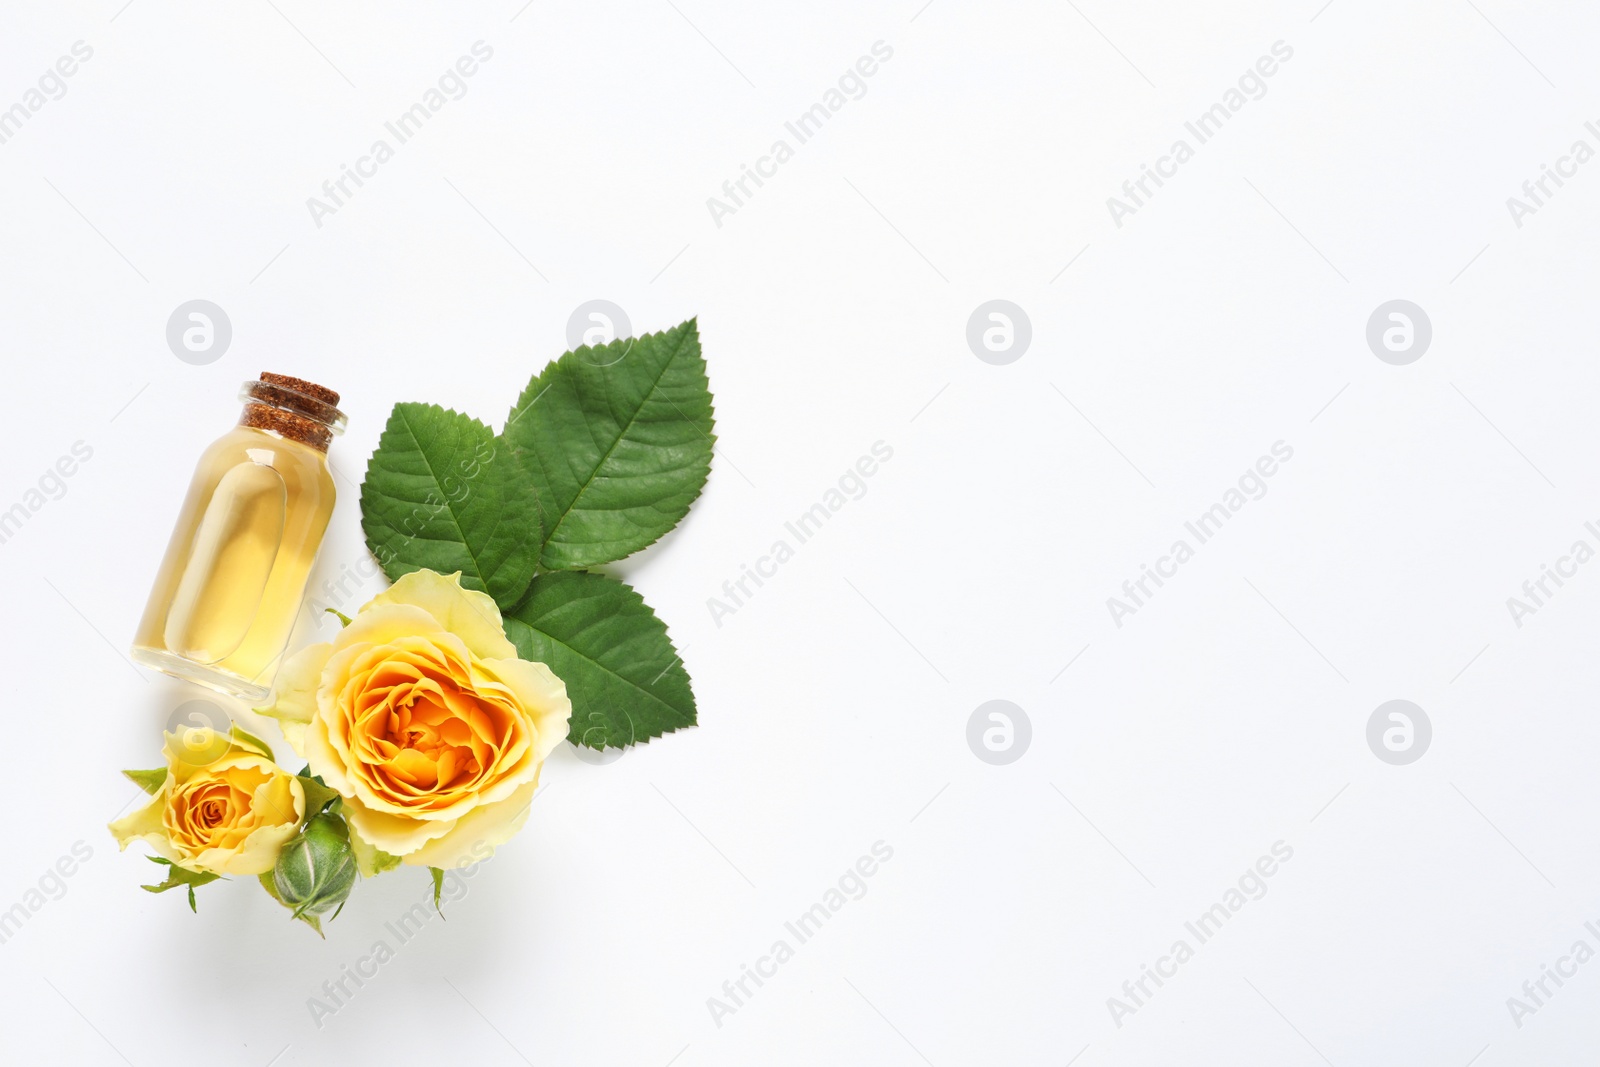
[109,727,306,877]
[257,569,571,868]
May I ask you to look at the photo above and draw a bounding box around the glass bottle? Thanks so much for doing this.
[132,373,346,703]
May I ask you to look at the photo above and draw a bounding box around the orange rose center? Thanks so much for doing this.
[376,691,482,790]
[169,770,272,851]
[342,644,523,810]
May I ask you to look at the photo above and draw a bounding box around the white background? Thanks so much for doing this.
[1,1,1598,1064]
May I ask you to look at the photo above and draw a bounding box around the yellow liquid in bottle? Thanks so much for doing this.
[133,426,336,702]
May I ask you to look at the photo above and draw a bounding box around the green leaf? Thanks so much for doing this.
[143,860,223,913]
[504,571,695,749]
[258,870,286,904]
[429,867,446,917]
[325,607,352,626]
[361,403,544,610]
[123,768,167,795]
[503,319,714,570]
[296,774,341,818]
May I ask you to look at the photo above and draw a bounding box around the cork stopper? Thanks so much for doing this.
[238,373,346,452]
[260,372,339,408]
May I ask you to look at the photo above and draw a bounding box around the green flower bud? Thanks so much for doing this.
[273,813,357,923]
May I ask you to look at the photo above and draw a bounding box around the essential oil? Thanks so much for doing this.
[132,374,345,702]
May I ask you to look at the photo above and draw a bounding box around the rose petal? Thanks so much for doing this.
[401,771,540,869]
[256,642,332,757]
[364,570,517,660]
[480,657,572,765]
[342,795,460,856]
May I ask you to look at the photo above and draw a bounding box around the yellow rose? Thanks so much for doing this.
[110,727,305,876]
[258,570,570,869]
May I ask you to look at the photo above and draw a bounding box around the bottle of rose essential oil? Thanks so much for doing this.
[132,373,345,702]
